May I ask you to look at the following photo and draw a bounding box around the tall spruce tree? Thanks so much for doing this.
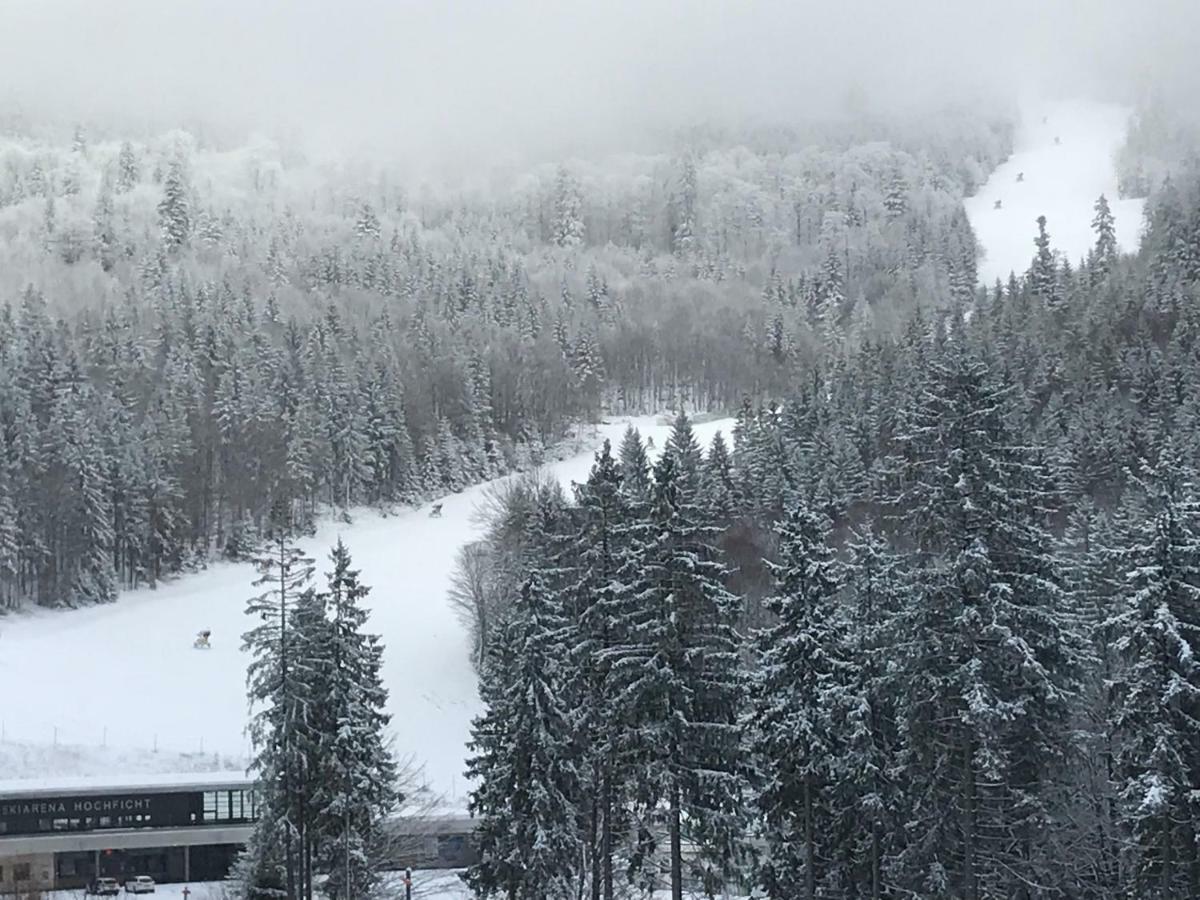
[612,414,747,900]
[311,540,399,900]
[749,503,848,900]
[465,571,582,900]
[887,344,1085,898]
[241,523,316,900]
[1106,450,1200,897]
[569,440,642,900]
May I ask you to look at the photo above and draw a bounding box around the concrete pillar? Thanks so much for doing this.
[184,845,190,883]
[94,849,101,878]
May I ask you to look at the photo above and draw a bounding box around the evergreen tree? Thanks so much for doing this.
[158,156,191,250]
[1092,194,1118,279]
[612,423,747,900]
[552,166,585,248]
[1030,214,1056,298]
[1107,450,1200,898]
[465,573,582,900]
[242,526,316,900]
[569,440,642,900]
[115,140,139,193]
[887,345,1085,898]
[311,540,399,900]
[750,504,848,900]
[617,425,652,502]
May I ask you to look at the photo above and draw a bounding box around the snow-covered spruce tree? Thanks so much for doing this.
[240,521,316,900]
[1106,449,1200,898]
[1029,214,1056,300]
[840,524,907,898]
[885,343,1086,898]
[158,155,191,251]
[62,398,118,605]
[700,429,736,522]
[290,584,330,898]
[612,414,748,900]
[617,425,652,504]
[0,470,18,609]
[1061,501,1129,890]
[1092,194,1118,280]
[464,573,582,900]
[115,140,139,193]
[749,503,848,900]
[568,439,644,900]
[310,539,399,900]
[552,165,586,248]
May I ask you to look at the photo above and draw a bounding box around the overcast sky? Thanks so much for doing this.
[2,0,1196,170]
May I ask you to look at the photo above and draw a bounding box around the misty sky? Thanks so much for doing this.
[2,0,1196,171]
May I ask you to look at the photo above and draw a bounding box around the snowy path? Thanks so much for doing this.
[0,415,732,810]
[965,99,1145,286]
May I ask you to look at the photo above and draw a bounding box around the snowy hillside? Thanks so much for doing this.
[0,415,732,810]
[965,99,1145,285]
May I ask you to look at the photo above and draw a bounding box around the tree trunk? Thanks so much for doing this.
[589,763,600,900]
[964,741,977,900]
[804,776,815,900]
[871,824,881,900]
[1162,799,1173,898]
[670,780,683,900]
[602,764,614,900]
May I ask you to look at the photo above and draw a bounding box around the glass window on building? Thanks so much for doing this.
[203,790,219,820]
[230,790,244,820]
[14,863,30,882]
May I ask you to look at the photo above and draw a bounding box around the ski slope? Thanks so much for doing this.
[965,99,1145,286]
[0,415,732,810]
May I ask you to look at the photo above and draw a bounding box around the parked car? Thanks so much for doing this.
[86,878,120,896]
[125,875,156,893]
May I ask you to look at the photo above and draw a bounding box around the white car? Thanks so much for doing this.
[124,876,156,894]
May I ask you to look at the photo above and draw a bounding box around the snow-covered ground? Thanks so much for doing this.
[44,872,753,900]
[0,414,733,811]
[965,99,1145,286]
[43,870,470,900]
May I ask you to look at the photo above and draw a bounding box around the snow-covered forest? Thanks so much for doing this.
[0,108,1010,610]
[4,2,1200,899]
[455,112,1200,898]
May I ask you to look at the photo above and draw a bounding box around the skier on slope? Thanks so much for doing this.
[194,629,211,649]
[994,199,1003,210]
[1016,172,1024,182]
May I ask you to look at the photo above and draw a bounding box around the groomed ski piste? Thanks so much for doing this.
[0,414,735,812]
[964,99,1145,286]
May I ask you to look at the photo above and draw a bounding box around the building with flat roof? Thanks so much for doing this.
[0,773,478,894]
[0,774,254,894]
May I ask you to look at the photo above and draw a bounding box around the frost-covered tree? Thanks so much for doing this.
[1092,194,1118,279]
[750,504,848,900]
[552,166,585,248]
[241,526,316,900]
[887,345,1086,898]
[310,540,399,900]
[465,572,582,900]
[1106,450,1200,898]
[1030,214,1056,298]
[612,417,747,899]
[115,140,139,193]
[158,156,191,250]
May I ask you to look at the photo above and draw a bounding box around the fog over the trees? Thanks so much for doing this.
[3,0,1198,174]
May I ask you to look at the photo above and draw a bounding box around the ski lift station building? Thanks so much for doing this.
[0,772,477,894]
